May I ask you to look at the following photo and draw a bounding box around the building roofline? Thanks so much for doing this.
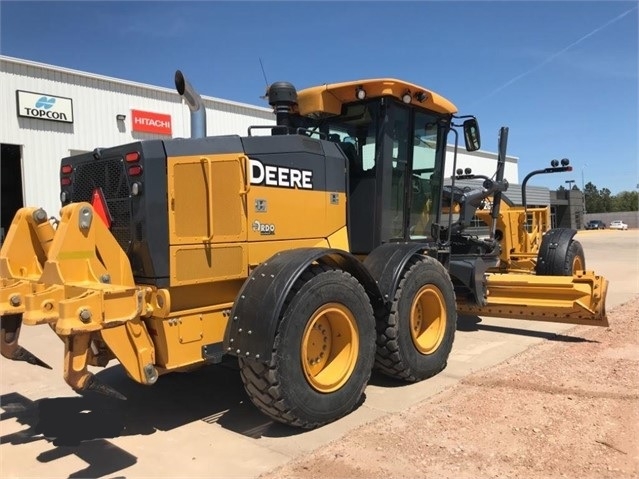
[0,55,273,113]
[445,144,518,163]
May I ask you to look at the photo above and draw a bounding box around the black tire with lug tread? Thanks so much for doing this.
[238,265,376,429]
[562,240,586,275]
[375,255,457,382]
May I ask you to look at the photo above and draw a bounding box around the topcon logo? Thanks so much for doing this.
[35,97,56,109]
[16,90,73,123]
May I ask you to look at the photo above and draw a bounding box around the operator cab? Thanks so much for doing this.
[270,79,480,255]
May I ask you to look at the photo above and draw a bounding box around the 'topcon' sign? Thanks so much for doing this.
[16,90,74,123]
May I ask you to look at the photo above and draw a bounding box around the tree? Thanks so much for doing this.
[613,191,639,212]
[601,188,612,212]
[582,182,638,213]
[584,182,602,213]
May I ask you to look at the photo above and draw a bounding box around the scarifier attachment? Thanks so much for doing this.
[0,203,156,399]
[1,314,51,369]
[0,207,57,369]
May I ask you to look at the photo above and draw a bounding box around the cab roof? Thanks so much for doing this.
[296,78,458,117]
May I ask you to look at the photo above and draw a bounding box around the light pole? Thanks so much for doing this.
[565,179,577,229]
[581,163,588,214]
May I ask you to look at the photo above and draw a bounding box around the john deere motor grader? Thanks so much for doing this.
[0,72,608,429]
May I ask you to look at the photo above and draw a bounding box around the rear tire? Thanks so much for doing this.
[239,265,375,429]
[375,256,457,382]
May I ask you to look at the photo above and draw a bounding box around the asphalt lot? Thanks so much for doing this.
[1,229,637,479]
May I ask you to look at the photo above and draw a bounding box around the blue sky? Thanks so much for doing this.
[1,1,637,193]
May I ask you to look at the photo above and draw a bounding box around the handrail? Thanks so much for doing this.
[239,155,251,195]
[200,157,214,242]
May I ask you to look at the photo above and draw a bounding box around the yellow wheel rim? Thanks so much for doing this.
[410,285,446,354]
[572,255,584,274]
[301,303,359,393]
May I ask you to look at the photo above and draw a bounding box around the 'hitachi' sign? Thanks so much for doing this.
[131,109,172,135]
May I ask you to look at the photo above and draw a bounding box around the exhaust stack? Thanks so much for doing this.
[268,81,298,134]
[175,70,206,139]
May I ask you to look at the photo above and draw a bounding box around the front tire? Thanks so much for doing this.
[538,239,585,275]
[239,265,375,429]
[375,256,457,382]
[565,240,586,274]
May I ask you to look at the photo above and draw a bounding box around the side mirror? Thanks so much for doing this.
[463,118,481,152]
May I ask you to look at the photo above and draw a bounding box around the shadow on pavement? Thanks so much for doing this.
[0,359,306,478]
[367,313,601,389]
[1,314,598,477]
[1,391,137,478]
[457,314,599,343]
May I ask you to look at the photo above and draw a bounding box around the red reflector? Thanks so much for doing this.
[128,165,143,176]
[61,177,72,186]
[566,166,573,171]
[61,164,72,174]
[91,188,112,229]
[125,152,140,162]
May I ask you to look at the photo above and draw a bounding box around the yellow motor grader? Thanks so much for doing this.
[0,72,607,428]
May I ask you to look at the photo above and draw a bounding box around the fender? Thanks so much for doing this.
[535,228,577,275]
[223,248,382,361]
[363,242,438,304]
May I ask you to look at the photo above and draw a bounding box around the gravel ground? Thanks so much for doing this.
[261,296,639,479]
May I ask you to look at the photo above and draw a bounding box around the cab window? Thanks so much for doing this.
[409,113,441,238]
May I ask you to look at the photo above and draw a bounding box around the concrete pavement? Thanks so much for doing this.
[1,230,637,478]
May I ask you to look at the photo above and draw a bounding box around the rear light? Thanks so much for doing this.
[128,165,143,176]
[60,191,68,203]
[61,177,72,186]
[125,152,140,162]
[131,182,142,196]
[61,164,72,174]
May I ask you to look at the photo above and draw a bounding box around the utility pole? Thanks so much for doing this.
[565,179,577,229]
[581,165,588,215]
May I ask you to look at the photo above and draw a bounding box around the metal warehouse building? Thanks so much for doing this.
[1,55,555,238]
[0,55,275,236]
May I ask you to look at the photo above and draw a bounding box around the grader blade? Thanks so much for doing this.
[457,270,608,326]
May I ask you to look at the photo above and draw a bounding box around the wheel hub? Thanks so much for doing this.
[301,303,359,393]
[410,285,446,354]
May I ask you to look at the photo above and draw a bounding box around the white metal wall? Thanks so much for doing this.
[1,56,275,218]
[444,147,519,185]
[1,55,527,221]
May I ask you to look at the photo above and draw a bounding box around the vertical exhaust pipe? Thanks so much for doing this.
[175,70,206,139]
[268,81,298,134]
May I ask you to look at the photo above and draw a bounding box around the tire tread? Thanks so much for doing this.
[374,255,456,382]
[239,264,373,429]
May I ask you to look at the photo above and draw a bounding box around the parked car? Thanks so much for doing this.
[585,220,606,230]
[609,220,628,230]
